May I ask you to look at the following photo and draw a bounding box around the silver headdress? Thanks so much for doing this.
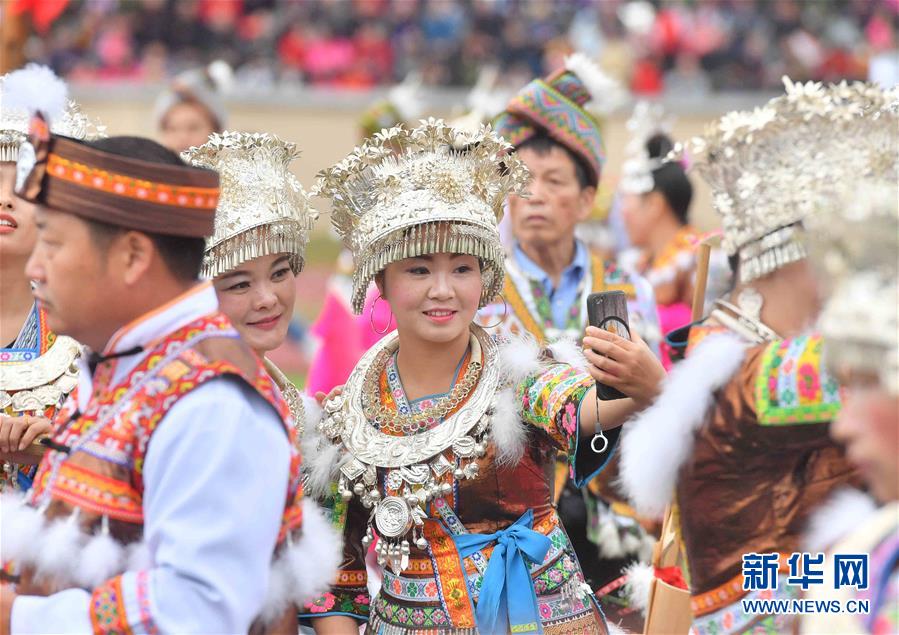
[619,100,674,195]
[315,118,530,314]
[674,77,898,283]
[811,182,898,394]
[183,131,318,279]
[1,64,105,162]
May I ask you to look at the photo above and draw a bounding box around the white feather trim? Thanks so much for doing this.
[300,393,323,433]
[803,488,877,553]
[259,557,294,623]
[261,499,343,621]
[0,493,45,564]
[618,334,746,519]
[547,336,589,371]
[491,388,527,466]
[35,511,84,583]
[564,53,627,116]
[596,516,625,559]
[607,623,630,635]
[621,531,642,555]
[2,64,68,120]
[622,561,655,615]
[206,60,234,93]
[300,425,343,499]
[300,392,324,444]
[499,333,542,385]
[288,499,343,602]
[76,525,125,588]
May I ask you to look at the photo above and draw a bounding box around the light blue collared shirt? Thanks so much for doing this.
[513,240,589,329]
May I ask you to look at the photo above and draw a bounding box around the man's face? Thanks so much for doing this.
[507,145,595,249]
[25,208,123,350]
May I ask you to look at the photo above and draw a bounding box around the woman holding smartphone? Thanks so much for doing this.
[301,120,665,635]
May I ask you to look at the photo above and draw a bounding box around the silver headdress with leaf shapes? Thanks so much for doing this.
[183,131,319,279]
[673,77,898,283]
[315,118,530,314]
[619,100,674,195]
[810,181,899,395]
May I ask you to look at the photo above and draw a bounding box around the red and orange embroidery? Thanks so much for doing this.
[47,154,218,211]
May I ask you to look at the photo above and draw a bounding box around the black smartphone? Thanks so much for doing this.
[586,290,631,401]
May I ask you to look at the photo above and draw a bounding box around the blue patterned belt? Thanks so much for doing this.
[432,497,572,600]
[453,509,551,635]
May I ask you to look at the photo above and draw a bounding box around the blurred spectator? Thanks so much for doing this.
[154,61,231,153]
[30,0,894,92]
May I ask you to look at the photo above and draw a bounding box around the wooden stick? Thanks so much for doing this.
[691,242,713,321]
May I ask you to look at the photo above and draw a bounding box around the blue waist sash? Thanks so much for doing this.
[452,509,551,635]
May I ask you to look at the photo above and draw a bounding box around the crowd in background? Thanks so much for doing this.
[28,0,898,95]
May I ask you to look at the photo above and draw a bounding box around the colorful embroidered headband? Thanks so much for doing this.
[18,114,219,238]
[494,54,625,188]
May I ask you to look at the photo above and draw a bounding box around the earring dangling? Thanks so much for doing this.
[478,298,508,330]
[369,294,394,335]
[736,287,764,323]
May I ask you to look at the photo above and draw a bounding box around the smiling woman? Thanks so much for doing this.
[183,131,318,436]
[214,253,296,354]
[299,119,664,635]
[0,65,103,493]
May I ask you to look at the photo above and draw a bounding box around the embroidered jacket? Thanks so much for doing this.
[620,324,858,634]
[0,305,80,492]
[302,328,617,634]
[3,287,337,633]
[475,247,661,354]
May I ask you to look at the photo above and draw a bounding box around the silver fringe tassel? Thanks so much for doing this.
[350,221,505,314]
[738,225,807,283]
[202,221,308,279]
[0,141,23,163]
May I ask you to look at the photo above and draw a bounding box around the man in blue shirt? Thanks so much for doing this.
[479,54,661,630]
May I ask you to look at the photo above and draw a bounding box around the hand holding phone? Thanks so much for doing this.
[586,291,631,401]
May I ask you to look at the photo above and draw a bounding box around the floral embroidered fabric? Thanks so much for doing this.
[755,335,841,425]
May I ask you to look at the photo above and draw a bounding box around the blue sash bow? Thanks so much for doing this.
[452,509,551,635]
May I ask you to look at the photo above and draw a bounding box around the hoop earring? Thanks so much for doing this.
[369,294,394,335]
[478,298,508,330]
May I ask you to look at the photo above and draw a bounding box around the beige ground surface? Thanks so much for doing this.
[76,96,742,232]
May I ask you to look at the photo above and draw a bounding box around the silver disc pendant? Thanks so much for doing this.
[374,496,413,538]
